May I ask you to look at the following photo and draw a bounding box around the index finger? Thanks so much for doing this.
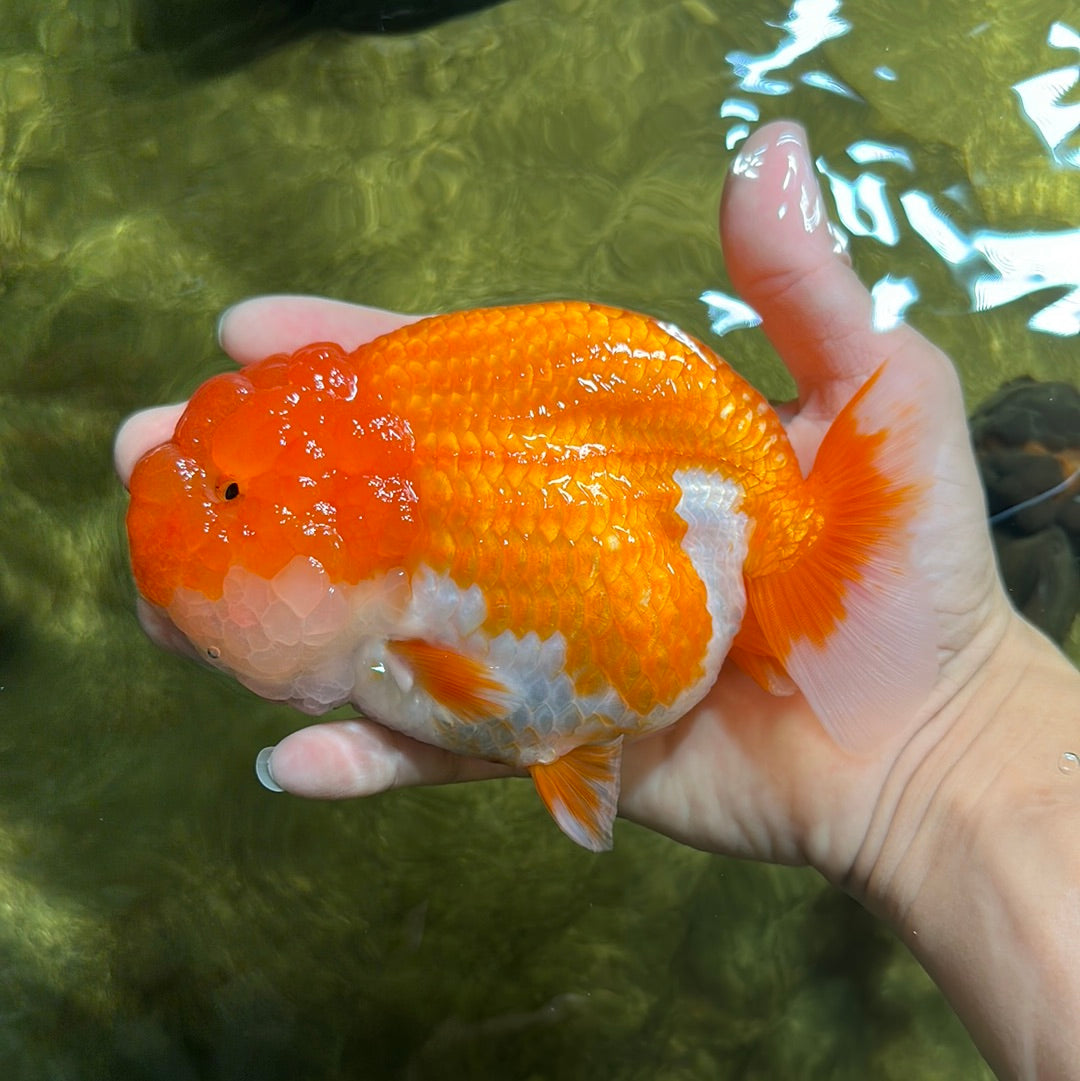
[217,295,427,366]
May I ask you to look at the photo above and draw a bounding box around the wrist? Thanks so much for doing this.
[851,615,1080,1078]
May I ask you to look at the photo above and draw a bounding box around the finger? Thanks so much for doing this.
[113,403,185,488]
[720,121,954,419]
[255,720,515,799]
[217,295,426,366]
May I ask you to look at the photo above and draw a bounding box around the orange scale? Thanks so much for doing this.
[439,329,465,362]
[445,541,479,583]
[557,304,587,336]
[645,564,674,608]
[481,585,513,628]
[425,526,458,570]
[501,457,531,492]
[399,390,430,425]
[612,534,645,579]
[473,426,503,458]
[583,307,611,339]
[455,430,485,478]
[609,317,643,351]
[535,513,563,545]
[611,607,652,659]
[423,468,455,508]
[429,428,461,464]
[558,498,593,546]
[553,587,586,631]
[468,469,497,509]
[378,362,410,400]
[515,584,559,635]
[538,540,574,584]
[570,661,607,700]
[585,502,614,543]
[517,542,556,587]
[511,492,543,535]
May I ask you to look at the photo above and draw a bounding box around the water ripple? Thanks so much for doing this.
[711,4,1080,337]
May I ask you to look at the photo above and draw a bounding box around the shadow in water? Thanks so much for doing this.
[133,0,509,75]
[972,377,1080,642]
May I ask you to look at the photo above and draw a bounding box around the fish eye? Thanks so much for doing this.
[223,482,240,501]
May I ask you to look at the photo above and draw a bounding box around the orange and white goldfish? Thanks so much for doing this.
[125,301,934,851]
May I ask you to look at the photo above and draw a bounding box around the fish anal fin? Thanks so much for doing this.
[387,638,511,722]
[529,736,623,852]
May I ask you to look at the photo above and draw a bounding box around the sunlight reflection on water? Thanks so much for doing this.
[704,2,1080,340]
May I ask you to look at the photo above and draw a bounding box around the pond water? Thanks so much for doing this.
[1,0,1078,1078]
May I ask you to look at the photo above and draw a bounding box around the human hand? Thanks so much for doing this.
[114,121,1016,891]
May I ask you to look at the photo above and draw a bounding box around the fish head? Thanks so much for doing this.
[124,342,418,712]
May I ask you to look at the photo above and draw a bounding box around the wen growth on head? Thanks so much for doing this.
[124,301,934,850]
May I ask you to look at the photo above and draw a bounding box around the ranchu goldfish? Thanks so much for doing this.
[125,301,934,851]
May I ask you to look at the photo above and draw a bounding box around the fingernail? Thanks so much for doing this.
[733,124,840,248]
[774,128,828,238]
[255,746,284,792]
[215,304,237,349]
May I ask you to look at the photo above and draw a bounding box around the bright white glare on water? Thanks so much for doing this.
[871,275,919,331]
[700,290,762,336]
[710,4,1080,337]
[1012,22,1080,169]
[902,192,1080,337]
[799,70,861,100]
[816,159,901,246]
[725,0,850,95]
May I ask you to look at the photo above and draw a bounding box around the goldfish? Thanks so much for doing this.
[125,300,934,851]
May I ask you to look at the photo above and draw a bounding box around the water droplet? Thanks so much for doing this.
[1058,752,1080,774]
[206,646,221,660]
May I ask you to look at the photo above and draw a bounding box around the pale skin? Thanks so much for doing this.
[115,121,1080,1079]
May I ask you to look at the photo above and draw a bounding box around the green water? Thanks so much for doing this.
[2,0,1078,1077]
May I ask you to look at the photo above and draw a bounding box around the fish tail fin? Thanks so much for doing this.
[739,361,938,750]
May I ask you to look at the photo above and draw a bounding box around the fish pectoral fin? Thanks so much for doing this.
[529,736,623,852]
[387,638,512,722]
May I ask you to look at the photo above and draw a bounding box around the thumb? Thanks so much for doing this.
[720,121,951,419]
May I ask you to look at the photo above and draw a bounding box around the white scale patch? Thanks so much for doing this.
[150,472,750,767]
[667,467,750,714]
